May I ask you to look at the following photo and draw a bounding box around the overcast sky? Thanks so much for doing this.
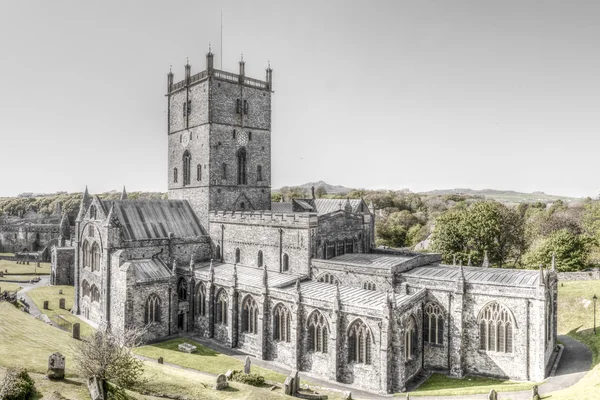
[1,0,600,198]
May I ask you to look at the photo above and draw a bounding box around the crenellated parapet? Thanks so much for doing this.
[209,210,318,228]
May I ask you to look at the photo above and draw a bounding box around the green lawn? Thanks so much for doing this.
[0,252,14,257]
[27,285,95,337]
[0,259,51,275]
[135,338,288,383]
[0,303,304,400]
[0,282,22,293]
[411,373,536,397]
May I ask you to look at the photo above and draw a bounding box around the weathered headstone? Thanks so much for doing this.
[284,376,293,395]
[178,342,197,353]
[72,323,80,340]
[488,389,497,400]
[291,369,299,395]
[59,298,66,309]
[43,300,49,310]
[225,369,233,380]
[158,357,164,364]
[47,352,65,380]
[532,385,539,400]
[87,376,105,400]
[244,356,251,374]
[214,373,229,390]
[59,289,63,295]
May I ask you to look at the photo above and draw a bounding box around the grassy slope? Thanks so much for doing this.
[411,374,536,397]
[0,283,22,292]
[0,259,51,275]
[27,285,95,337]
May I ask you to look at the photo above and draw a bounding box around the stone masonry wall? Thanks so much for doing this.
[557,268,600,281]
[51,246,75,286]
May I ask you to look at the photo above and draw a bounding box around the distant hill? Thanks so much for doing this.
[275,181,354,195]
[419,188,581,204]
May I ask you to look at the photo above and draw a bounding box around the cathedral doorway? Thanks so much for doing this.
[177,313,186,331]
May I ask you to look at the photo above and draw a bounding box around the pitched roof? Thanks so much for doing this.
[194,261,303,288]
[271,202,293,213]
[121,258,171,282]
[403,265,541,287]
[101,199,205,240]
[290,198,368,215]
[324,253,417,269]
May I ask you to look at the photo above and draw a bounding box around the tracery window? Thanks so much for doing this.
[82,241,89,268]
[197,282,206,316]
[235,248,241,264]
[183,151,191,186]
[145,293,161,324]
[424,303,444,345]
[362,281,376,291]
[282,253,289,272]
[90,284,100,303]
[237,148,247,185]
[273,303,291,342]
[215,290,228,325]
[336,241,345,256]
[308,311,328,353]
[90,242,100,272]
[257,250,263,267]
[478,302,514,353]
[242,296,258,334]
[82,279,90,297]
[404,316,418,359]
[348,320,371,364]
[317,273,338,285]
[177,277,187,301]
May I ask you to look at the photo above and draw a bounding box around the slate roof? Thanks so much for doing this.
[403,265,541,287]
[194,261,303,288]
[323,253,416,269]
[300,198,367,215]
[102,200,205,240]
[271,202,293,213]
[121,258,171,283]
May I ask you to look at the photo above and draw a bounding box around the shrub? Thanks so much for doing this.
[0,368,35,400]
[229,370,265,387]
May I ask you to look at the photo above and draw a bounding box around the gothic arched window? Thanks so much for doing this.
[235,248,241,264]
[478,302,514,353]
[257,250,263,268]
[242,296,259,334]
[221,163,227,180]
[237,148,247,185]
[90,242,100,272]
[215,290,228,325]
[177,277,187,301]
[308,310,328,353]
[424,303,444,345]
[145,294,161,324]
[82,279,90,298]
[90,284,100,303]
[348,319,371,364]
[404,316,418,359]
[215,245,221,260]
[89,205,97,220]
[273,303,291,342]
[197,282,206,316]
[82,240,89,268]
[183,150,191,186]
[197,164,202,181]
[174,168,178,183]
[282,253,289,272]
[325,241,335,259]
[362,281,376,291]
[317,273,338,285]
[336,241,345,256]
[257,165,263,181]
[345,239,353,254]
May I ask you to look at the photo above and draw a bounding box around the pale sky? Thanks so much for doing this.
[1,0,600,198]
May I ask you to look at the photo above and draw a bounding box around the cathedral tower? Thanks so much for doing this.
[167,50,273,229]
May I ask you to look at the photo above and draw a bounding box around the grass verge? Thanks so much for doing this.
[410,373,536,397]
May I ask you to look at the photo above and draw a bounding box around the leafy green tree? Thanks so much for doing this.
[523,229,596,271]
[315,186,327,198]
[431,209,468,263]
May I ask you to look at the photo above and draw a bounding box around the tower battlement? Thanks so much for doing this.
[209,210,318,227]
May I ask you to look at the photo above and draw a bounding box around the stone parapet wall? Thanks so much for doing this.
[557,268,600,281]
[209,210,318,228]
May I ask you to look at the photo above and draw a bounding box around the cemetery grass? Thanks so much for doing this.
[0,303,317,400]
[135,338,288,383]
[0,259,51,275]
[0,282,21,292]
[409,374,536,396]
[27,285,95,337]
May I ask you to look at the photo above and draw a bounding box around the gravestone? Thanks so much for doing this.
[532,385,539,400]
[488,389,497,400]
[37,262,40,268]
[291,369,299,395]
[178,343,197,353]
[343,390,352,400]
[244,356,251,374]
[214,374,229,390]
[225,369,233,380]
[72,323,80,340]
[87,376,104,400]
[158,357,164,364]
[284,376,293,395]
[47,352,66,380]
[59,289,63,295]
[59,298,66,309]
[43,300,49,310]
[0,271,3,277]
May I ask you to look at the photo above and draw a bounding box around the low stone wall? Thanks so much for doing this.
[557,268,600,281]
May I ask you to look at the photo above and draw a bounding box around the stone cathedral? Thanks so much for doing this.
[52,49,558,394]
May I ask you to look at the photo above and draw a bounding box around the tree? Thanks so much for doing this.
[431,208,468,263]
[523,229,596,271]
[72,328,146,398]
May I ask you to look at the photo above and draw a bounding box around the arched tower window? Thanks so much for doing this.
[82,241,89,268]
[197,282,206,316]
[273,303,291,342]
[362,281,376,291]
[424,303,445,345]
[478,302,514,353]
[308,310,329,353]
[90,284,100,303]
[237,148,247,185]
[215,245,221,260]
[336,240,345,256]
[197,164,202,181]
[174,168,178,183]
[242,296,259,334]
[404,316,418,359]
[91,242,100,272]
[257,165,263,181]
[348,319,371,364]
[89,205,97,219]
[82,280,90,297]
[257,250,263,267]
[215,290,228,325]
[317,273,339,285]
[177,277,187,301]
[183,151,191,186]
[282,253,289,272]
[235,248,241,264]
[145,294,161,324]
